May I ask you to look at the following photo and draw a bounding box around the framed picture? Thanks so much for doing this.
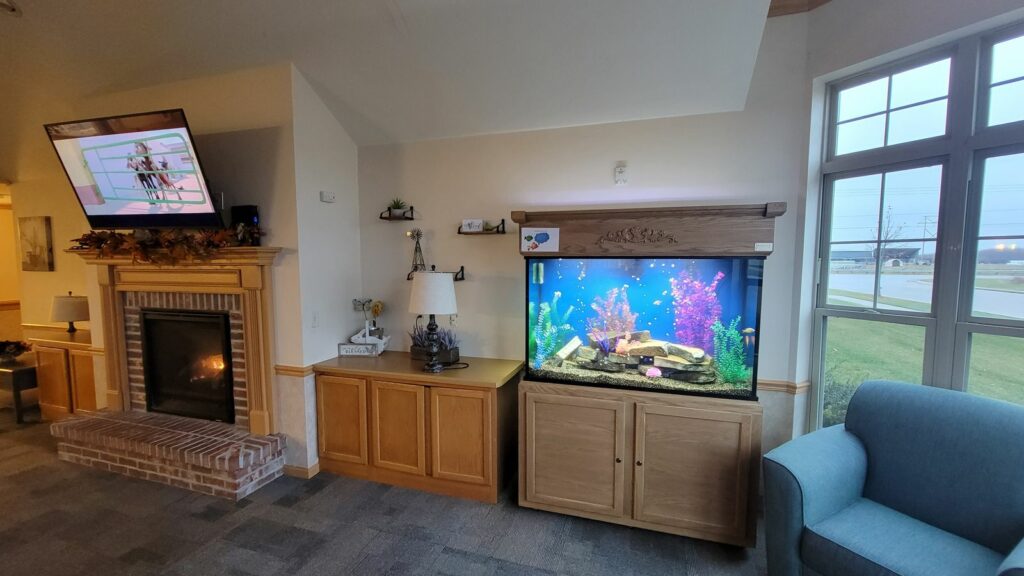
[18,216,54,272]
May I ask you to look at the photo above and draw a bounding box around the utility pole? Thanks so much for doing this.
[918,216,937,263]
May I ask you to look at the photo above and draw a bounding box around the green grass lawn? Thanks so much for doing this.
[827,289,932,312]
[974,277,1024,293]
[822,317,1023,426]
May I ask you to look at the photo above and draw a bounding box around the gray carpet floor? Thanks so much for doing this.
[0,405,766,576]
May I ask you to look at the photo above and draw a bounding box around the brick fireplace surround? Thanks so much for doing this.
[61,248,285,499]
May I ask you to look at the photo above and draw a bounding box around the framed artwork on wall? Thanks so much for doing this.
[18,216,54,272]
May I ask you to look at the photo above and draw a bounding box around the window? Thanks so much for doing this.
[814,23,1024,425]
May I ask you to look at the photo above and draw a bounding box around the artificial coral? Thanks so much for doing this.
[529,291,575,368]
[712,316,750,385]
[585,287,638,354]
[669,270,724,352]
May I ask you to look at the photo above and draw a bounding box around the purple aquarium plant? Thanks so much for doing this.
[585,287,637,354]
[669,270,724,352]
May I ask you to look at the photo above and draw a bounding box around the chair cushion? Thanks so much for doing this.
[844,381,1024,553]
[802,498,1004,576]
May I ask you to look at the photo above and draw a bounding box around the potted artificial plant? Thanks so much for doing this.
[409,322,460,365]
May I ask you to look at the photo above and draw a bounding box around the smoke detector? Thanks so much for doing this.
[1,1,22,17]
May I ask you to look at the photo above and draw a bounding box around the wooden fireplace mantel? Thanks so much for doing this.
[72,247,281,435]
[510,202,787,258]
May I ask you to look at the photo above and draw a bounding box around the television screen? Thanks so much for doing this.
[45,109,222,229]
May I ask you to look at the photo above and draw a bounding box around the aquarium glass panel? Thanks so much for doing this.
[526,257,764,399]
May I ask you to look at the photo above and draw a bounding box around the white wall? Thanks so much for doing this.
[292,68,363,367]
[359,15,809,382]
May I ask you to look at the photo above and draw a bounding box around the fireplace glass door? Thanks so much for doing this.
[141,309,235,423]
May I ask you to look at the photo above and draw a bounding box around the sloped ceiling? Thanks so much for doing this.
[1,0,770,150]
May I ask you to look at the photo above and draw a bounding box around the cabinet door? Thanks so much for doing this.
[35,346,71,420]
[317,375,368,465]
[431,387,492,485]
[524,392,626,517]
[69,350,98,413]
[633,403,754,539]
[371,380,426,476]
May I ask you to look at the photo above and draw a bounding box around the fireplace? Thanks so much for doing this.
[141,309,235,423]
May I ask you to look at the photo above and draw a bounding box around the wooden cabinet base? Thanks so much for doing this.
[314,352,523,504]
[519,380,762,547]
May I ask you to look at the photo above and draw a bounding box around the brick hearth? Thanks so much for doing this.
[51,411,285,500]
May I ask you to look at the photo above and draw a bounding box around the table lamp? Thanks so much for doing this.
[408,271,457,373]
[51,291,89,333]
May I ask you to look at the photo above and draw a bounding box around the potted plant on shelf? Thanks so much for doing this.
[0,341,31,365]
[409,322,460,365]
[380,198,415,221]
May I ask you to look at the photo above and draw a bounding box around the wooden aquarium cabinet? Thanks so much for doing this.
[314,352,522,503]
[519,379,762,547]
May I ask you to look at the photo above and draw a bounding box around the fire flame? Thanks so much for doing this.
[190,354,226,382]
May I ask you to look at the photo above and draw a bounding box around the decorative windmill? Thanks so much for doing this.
[407,228,426,278]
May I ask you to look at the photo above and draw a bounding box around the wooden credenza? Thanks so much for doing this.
[25,328,101,421]
[313,352,522,503]
[519,379,762,547]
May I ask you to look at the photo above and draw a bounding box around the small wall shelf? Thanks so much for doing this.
[380,207,416,221]
[407,265,466,282]
[458,219,507,235]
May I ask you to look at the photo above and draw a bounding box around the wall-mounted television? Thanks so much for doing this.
[45,109,222,229]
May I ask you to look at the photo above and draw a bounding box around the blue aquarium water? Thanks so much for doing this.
[526,257,763,399]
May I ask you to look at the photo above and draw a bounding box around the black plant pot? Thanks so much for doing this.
[410,346,460,365]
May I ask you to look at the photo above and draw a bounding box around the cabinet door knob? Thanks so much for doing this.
[615,457,622,463]
[636,460,643,467]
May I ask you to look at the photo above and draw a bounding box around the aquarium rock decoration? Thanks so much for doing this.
[529,292,575,369]
[712,316,750,385]
[669,270,724,353]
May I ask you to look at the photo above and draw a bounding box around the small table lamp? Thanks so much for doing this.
[51,291,89,333]
[409,272,457,373]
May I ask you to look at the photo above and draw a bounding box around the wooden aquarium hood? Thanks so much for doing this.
[510,202,787,258]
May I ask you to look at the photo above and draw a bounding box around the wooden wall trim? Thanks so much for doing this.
[0,300,20,311]
[283,462,320,479]
[275,364,315,378]
[758,380,810,395]
[768,0,831,18]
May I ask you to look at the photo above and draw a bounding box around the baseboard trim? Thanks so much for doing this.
[283,462,320,479]
[759,379,810,395]
[274,364,314,378]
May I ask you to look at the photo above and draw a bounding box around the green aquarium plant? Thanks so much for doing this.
[712,316,750,385]
[529,291,575,369]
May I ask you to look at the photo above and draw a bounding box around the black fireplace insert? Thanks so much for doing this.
[141,309,235,423]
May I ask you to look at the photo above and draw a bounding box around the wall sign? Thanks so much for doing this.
[521,227,560,253]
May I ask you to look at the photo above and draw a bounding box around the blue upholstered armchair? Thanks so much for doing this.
[763,380,1024,576]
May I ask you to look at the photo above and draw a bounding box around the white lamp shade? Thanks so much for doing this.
[409,272,457,315]
[51,295,90,322]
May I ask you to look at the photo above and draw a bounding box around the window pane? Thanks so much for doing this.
[837,78,888,122]
[831,173,882,242]
[972,238,1024,321]
[822,318,925,426]
[886,99,947,145]
[891,58,950,108]
[978,152,1024,238]
[881,164,942,241]
[992,34,1024,84]
[988,80,1024,126]
[827,244,877,308]
[878,241,936,312]
[836,115,886,155]
[968,333,1024,405]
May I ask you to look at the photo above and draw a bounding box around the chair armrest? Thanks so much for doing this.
[1000,538,1024,576]
[763,425,867,576]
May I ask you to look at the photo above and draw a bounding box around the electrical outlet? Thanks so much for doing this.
[613,162,628,186]
[319,190,336,203]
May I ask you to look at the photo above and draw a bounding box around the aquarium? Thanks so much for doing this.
[526,257,763,399]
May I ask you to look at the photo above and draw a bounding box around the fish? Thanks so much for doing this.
[652,300,662,306]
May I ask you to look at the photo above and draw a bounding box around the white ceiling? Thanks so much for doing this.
[1,0,770,146]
